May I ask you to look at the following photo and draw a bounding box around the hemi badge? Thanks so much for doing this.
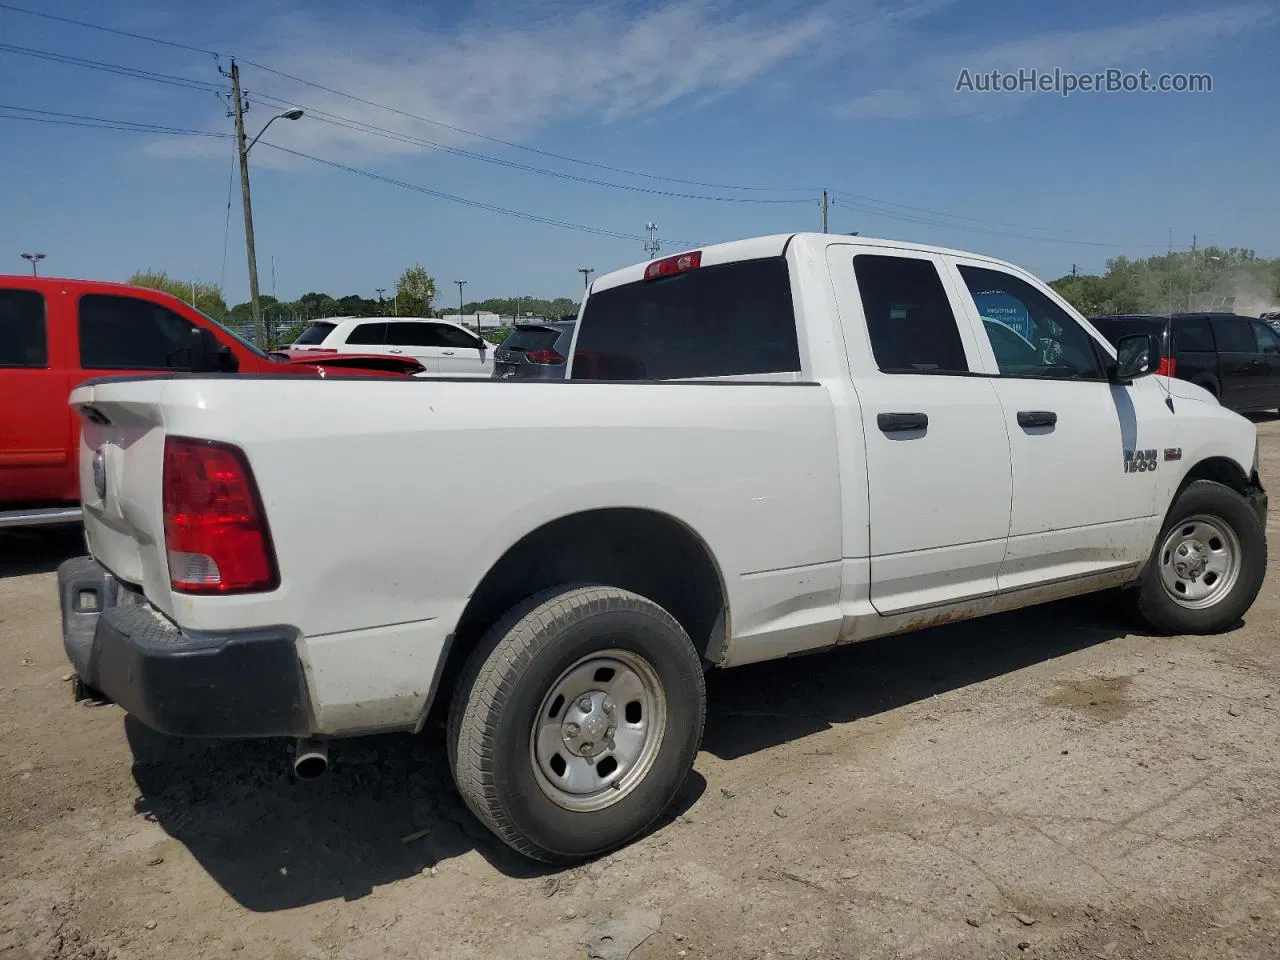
[1164,448,1183,462]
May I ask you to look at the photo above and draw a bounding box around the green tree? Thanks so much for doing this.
[128,270,228,320]
[396,265,437,316]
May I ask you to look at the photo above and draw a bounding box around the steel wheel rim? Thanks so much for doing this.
[530,649,668,813]
[1157,514,1241,610]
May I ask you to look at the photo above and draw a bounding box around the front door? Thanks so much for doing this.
[1249,320,1280,411]
[947,260,1163,590]
[830,247,1013,615]
[1211,315,1268,411]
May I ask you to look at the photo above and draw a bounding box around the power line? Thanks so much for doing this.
[0,103,700,247]
[257,140,702,247]
[0,40,811,205]
[0,2,217,56]
[0,2,1186,248]
[243,93,812,205]
[0,1,809,194]
[0,104,229,137]
[0,42,222,94]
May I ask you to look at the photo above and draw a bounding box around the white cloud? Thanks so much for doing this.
[148,0,943,165]
[842,4,1276,120]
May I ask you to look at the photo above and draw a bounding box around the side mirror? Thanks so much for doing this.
[1110,332,1160,384]
[217,343,240,372]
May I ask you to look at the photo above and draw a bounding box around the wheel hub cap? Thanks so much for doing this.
[1158,515,1241,609]
[530,650,668,812]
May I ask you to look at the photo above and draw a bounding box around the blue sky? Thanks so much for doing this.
[2,0,1278,304]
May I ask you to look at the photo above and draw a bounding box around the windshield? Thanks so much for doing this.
[191,307,272,360]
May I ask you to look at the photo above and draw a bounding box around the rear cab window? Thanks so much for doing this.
[0,289,48,368]
[572,257,800,380]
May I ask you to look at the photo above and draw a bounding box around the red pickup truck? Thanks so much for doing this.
[1,276,422,529]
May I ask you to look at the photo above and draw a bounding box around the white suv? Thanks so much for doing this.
[291,317,493,377]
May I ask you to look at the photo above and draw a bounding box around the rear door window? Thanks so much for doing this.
[1211,316,1255,353]
[78,294,203,369]
[853,255,968,374]
[294,322,336,345]
[573,257,800,380]
[1176,317,1214,352]
[345,322,388,345]
[0,289,48,368]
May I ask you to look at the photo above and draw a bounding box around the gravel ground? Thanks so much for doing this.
[1,416,1277,960]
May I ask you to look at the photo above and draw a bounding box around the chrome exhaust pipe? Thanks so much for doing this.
[293,738,329,779]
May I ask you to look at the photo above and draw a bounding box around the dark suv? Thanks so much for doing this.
[1090,312,1280,413]
[492,319,576,380]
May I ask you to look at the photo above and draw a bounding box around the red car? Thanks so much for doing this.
[0,276,422,529]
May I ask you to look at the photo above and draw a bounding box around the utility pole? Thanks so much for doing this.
[20,252,46,276]
[578,267,594,291]
[375,288,386,316]
[229,61,265,348]
[454,280,467,329]
[822,190,829,233]
[1071,264,1079,279]
[1187,234,1197,312]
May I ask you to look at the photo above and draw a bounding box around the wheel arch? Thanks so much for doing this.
[424,507,730,725]
[1177,455,1253,498]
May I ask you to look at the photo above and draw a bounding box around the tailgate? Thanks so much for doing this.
[71,378,174,612]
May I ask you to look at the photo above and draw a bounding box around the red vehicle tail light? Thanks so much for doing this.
[526,348,566,364]
[162,437,279,594]
[644,251,701,280]
[1158,356,1176,377]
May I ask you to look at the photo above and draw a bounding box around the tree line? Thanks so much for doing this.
[127,265,580,340]
[1049,248,1280,317]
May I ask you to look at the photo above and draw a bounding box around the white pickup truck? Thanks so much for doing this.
[58,233,1267,863]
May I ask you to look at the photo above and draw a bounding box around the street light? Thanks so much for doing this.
[20,252,46,276]
[578,267,594,291]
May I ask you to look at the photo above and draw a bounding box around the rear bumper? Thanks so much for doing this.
[57,556,310,737]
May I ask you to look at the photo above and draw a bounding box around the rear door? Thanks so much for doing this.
[1170,316,1217,392]
[948,260,1161,589]
[0,287,74,503]
[828,247,1013,614]
[424,322,491,377]
[1210,315,1266,411]
[1250,320,1280,410]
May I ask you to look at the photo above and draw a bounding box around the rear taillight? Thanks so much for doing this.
[1158,357,1177,377]
[526,348,566,364]
[162,437,279,594]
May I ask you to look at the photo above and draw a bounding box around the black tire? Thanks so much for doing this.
[1134,479,1267,634]
[447,585,706,863]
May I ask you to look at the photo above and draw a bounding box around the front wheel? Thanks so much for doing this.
[448,585,706,863]
[1134,479,1267,634]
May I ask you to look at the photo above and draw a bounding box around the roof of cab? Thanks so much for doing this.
[587,232,1031,294]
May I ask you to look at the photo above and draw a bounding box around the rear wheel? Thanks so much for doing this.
[448,585,706,863]
[1134,480,1267,634]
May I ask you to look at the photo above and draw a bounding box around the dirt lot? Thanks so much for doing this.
[2,419,1278,960]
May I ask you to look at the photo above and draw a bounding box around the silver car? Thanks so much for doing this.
[492,320,576,380]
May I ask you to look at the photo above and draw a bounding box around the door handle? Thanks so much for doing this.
[442,350,455,355]
[1017,410,1057,428]
[877,412,928,433]
[388,349,403,354]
